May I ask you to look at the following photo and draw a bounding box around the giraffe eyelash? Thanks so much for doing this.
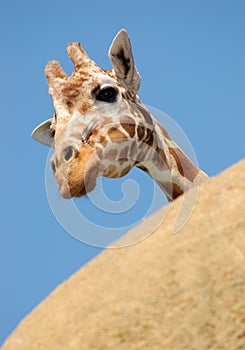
[81,121,100,145]
[81,137,90,145]
[81,130,94,146]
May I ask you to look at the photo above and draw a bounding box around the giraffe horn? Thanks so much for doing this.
[45,60,67,84]
[66,42,94,71]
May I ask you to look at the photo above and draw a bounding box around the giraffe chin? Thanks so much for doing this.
[59,180,96,199]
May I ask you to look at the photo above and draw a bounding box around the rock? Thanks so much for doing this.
[2,160,245,350]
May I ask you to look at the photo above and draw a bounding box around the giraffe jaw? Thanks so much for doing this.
[59,178,97,199]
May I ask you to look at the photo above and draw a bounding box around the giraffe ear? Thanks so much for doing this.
[109,29,141,97]
[31,118,54,148]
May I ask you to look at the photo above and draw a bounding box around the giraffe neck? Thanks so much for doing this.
[136,141,207,201]
[100,101,208,202]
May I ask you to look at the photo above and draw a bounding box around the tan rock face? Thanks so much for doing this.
[2,160,245,350]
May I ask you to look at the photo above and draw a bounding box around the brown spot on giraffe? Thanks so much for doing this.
[145,128,154,146]
[129,141,138,159]
[79,102,91,114]
[119,146,129,160]
[135,163,149,173]
[66,101,74,109]
[137,125,146,140]
[120,164,132,177]
[169,147,185,177]
[106,149,118,161]
[169,147,199,182]
[108,127,127,141]
[159,181,184,201]
[134,102,154,128]
[118,158,128,166]
[91,129,108,147]
[154,146,168,169]
[103,164,117,177]
[136,145,149,163]
[157,122,171,139]
[120,116,136,138]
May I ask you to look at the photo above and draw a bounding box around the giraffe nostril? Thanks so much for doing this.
[51,160,56,173]
[63,146,74,162]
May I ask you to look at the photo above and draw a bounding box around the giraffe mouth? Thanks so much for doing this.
[73,181,96,198]
[69,185,87,198]
[61,181,96,199]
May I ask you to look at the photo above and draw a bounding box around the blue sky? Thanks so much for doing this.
[1,0,244,344]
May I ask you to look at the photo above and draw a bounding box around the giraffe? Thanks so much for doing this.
[32,29,208,201]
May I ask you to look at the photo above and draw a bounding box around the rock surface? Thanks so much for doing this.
[2,160,245,350]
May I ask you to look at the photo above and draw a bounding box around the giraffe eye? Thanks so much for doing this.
[96,86,118,103]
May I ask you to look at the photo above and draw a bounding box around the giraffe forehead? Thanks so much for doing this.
[97,72,118,85]
[64,71,118,92]
[54,72,121,112]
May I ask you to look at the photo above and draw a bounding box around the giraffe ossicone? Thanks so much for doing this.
[32,29,208,201]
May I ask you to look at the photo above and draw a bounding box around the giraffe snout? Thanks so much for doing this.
[50,146,77,174]
[50,146,78,179]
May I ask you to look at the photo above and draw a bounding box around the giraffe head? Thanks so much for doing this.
[32,29,145,198]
